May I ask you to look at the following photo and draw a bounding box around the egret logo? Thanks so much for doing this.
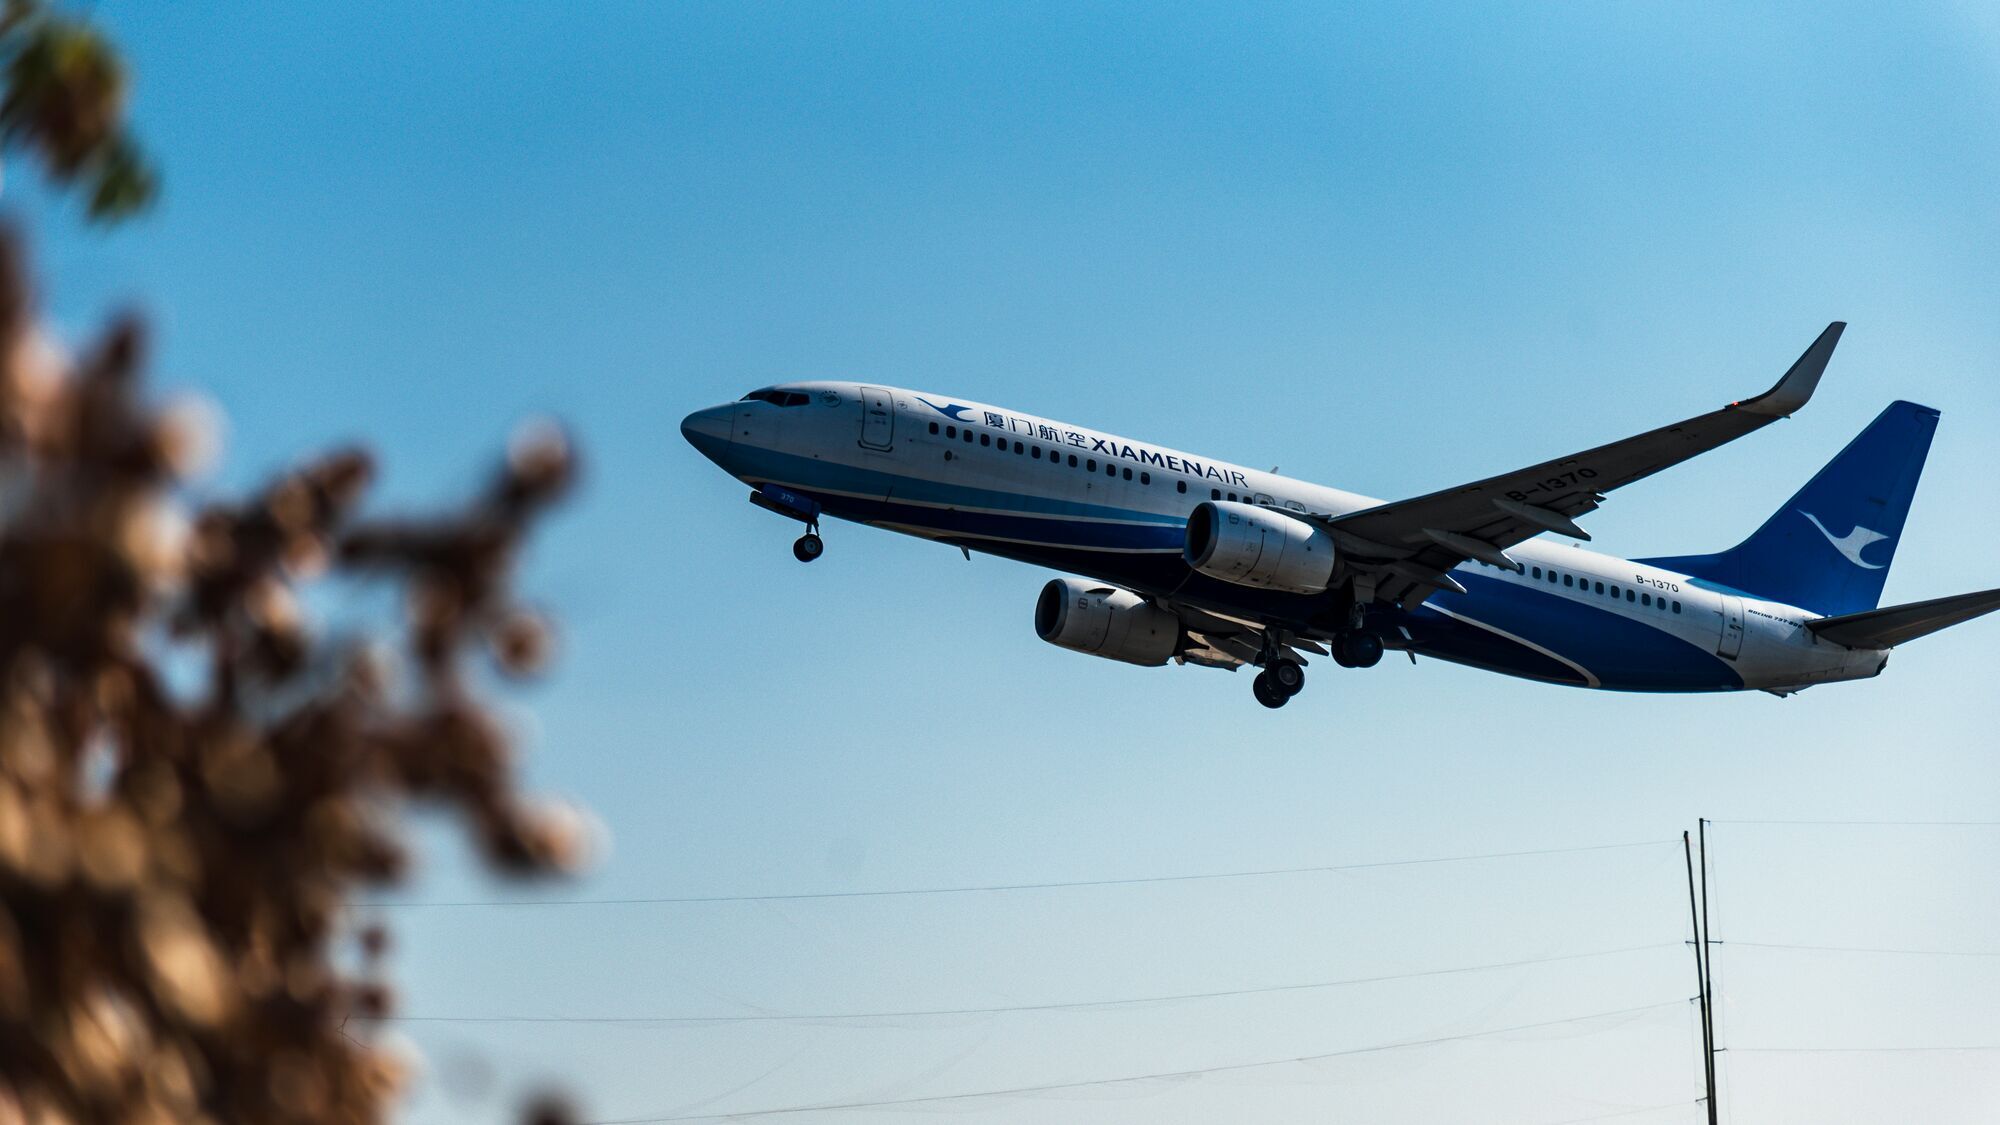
[1801,511,1890,570]
[915,396,973,421]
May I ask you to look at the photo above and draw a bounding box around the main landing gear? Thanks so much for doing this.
[1251,630,1384,709]
[792,532,824,563]
[1253,660,1305,709]
[1331,631,1384,669]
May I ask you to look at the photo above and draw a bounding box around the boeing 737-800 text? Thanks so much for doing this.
[682,324,2000,707]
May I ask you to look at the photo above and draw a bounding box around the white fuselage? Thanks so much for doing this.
[683,382,1891,693]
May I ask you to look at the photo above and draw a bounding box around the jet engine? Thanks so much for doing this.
[1183,500,1338,595]
[1034,578,1180,666]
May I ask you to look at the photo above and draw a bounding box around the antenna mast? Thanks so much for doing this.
[1700,819,1719,1121]
[1684,830,1718,1125]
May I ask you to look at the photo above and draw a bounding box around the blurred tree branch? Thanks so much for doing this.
[0,2,594,1118]
[0,0,157,223]
[0,219,588,1120]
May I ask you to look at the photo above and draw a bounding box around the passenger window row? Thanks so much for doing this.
[1527,565,1682,613]
[929,421,1157,486]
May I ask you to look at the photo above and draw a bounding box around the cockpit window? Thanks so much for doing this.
[741,389,810,407]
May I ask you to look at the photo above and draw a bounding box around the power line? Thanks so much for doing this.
[1544,1104,1706,1124]
[1723,940,2000,958]
[360,838,1676,909]
[1730,1045,2000,1054]
[1708,819,2000,827]
[359,942,1678,1026]
[1703,819,2000,1115]
[580,1000,1690,1123]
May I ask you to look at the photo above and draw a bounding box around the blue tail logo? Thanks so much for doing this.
[1639,400,1939,616]
[1801,512,1891,570]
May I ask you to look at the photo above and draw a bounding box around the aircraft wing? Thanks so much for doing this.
[1323,323,1846,607]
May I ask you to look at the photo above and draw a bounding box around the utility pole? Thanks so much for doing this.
[1684,830,1718,1125]
[1699,818,1718,1121]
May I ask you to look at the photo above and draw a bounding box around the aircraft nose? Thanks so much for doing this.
[680,403,735,462]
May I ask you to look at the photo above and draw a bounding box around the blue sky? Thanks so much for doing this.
[27,2,2000,1121]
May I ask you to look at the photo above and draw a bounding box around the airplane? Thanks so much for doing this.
[681,324,2000,707]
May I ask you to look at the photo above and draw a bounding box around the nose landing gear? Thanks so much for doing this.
[749,486,828,563]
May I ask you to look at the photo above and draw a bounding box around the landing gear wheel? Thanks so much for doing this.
[1253,670,1290,709]
[1337,631,1384,669]
[792,533,824,563]
[1269,660,1306,696]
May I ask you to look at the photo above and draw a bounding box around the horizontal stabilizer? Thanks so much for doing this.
[1807,587,2000,649]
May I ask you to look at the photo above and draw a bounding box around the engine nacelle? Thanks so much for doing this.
[1183,500,1338,595]
[1034,578,1180,666]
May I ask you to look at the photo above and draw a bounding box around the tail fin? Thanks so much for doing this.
[1640,400,1939,615]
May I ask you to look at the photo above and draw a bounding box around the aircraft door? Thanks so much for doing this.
[1717,595,1745,660]
[859,386,895,451]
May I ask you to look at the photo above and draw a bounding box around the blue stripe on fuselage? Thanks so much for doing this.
[716,439,1742,692]
[823,491,1185,551]
[1393,604,1592,686]
[724,442,1185,530]
[1413,572,1743,692]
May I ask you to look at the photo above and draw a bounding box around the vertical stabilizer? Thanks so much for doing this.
[1640,401,1938,616]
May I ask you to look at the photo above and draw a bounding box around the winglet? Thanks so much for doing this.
[1734,321,1845,418]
